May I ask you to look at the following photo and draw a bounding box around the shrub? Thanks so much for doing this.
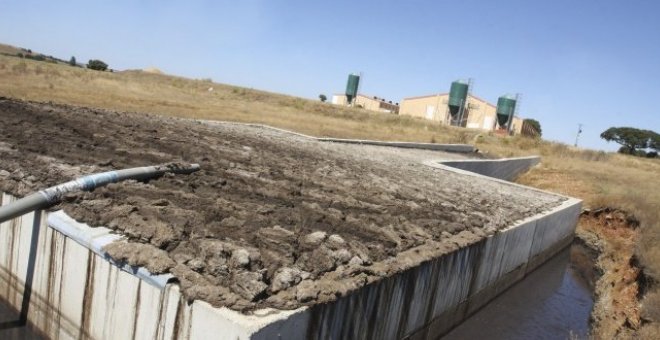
[87,59,108,71]
[523,119,542,136]
[32,54,45,61]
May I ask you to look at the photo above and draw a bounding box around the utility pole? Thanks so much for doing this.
[574,123,583,147]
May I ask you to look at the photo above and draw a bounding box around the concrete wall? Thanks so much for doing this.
[201,120,476,154]
[464,95,498,131]
[437,156,541,181]
[0,194,308,340]
[0,154,580,340]
[317,137,475,153]
[298,198,580,339]
[399,93,448,122]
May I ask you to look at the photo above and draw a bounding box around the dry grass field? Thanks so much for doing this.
[0,43,23,55]
[0,54,476,144]
[1,52,659,336]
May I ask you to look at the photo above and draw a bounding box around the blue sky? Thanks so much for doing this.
[1,0,659,151]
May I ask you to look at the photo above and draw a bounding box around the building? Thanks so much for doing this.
[399,93,523,134]
[332,94,400,114]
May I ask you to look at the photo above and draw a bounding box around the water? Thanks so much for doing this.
[443,245,595,339]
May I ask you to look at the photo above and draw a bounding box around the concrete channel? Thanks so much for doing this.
[0,130,580,340]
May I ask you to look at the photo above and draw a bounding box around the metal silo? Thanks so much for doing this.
[448,80,469,116]
[345,74,360,104]
[496,94,517,131]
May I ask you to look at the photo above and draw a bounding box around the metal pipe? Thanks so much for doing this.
[0,163,200,224]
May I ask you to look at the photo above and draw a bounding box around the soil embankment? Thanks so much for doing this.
[577,208,643,338]
[0,98,565,312]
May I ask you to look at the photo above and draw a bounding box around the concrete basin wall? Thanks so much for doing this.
[438,156,541,181]
[0,191,580,340]
[0,193,310,339]
[0,152,581,339]
[295,198,581,340]
[0,194,177,339]
[200,120,476,153]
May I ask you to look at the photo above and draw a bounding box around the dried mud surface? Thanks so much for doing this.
[0,98,565,312]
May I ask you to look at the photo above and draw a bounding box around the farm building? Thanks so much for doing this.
[332,93,399,114]
[399,92,524,135]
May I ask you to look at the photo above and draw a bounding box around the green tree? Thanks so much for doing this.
[69,56,76,66]
[87,59,108,71]
[319,94,327,102]
[600,127,658,155]
[523,118,542,136]
[650,133,660,152]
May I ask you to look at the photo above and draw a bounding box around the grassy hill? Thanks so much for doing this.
[0,47,659,337]
[0,43,24,55]
[0,43,70,65]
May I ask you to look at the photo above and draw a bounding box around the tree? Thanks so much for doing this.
[523,118,542,137]
[69,56,77,66]
[600,127,658,155]
[651,133,660,152]
[319,94,327,102]
[87,59,108,71]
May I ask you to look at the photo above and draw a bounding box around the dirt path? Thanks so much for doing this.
[0,98,565,311]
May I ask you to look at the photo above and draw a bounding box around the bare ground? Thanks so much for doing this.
[0,98,565,312]
[577,208,643,338]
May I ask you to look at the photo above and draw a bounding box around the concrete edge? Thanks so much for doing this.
[500,196,583,233]
[185,298,310,337]
[440,155,540,165]
[47,210,174,288]
[317,137,474,153]
[435,156,540,181]
[198,120,476,153]
[423,158,577,201]
[45,208,310,333]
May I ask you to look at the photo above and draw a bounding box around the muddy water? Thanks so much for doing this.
[443,244,595,339]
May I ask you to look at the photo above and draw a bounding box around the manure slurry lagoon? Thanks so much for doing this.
[0,98,565,311]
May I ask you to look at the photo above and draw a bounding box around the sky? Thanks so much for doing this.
[1,0,659,151]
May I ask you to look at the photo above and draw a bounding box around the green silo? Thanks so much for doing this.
[496,95,517,128]
[345,74,360,104]
[448,80,469,116]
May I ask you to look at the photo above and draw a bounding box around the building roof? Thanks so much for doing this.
[402,92,496,108]
[402,93,448,101]
[334,93,398,104]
